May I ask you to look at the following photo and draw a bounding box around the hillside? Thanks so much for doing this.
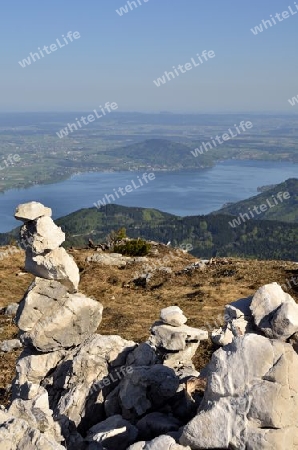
[53,205,298,261]
[214,178,298,222]
[1,202,298,261]
[1,243,298,408]
[106,139,215,170]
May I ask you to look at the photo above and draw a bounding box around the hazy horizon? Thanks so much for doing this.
[1,0,298,113]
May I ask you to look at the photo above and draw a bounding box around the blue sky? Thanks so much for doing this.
[1,0,297,112]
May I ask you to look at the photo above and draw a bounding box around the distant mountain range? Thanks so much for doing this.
[1,178,298,261]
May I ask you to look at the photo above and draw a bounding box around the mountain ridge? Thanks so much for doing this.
[1,178,298,261]
[214,178,298,222]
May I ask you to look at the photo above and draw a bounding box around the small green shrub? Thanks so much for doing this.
[114,239,151,256]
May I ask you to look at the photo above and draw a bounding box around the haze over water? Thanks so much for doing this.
[0,160,297,233]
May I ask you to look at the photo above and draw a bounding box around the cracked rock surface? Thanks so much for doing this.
[180,334,298,450]
[16,278,103,352]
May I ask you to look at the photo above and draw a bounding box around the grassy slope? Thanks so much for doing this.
[1,245,298,407]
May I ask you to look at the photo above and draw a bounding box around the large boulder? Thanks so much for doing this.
[180,334,298,449]
[8,387,63,443]
[0,412,65,450]
[45,334,135,439]
[16,278,68,331]
[105,365,179,421]
[250,283,298,340]
[16,278,103,352]
[25,247,80,292]
[12,347,66,400]
[15,201,52,222]
[20,216,65,254]
[136,412,181,440]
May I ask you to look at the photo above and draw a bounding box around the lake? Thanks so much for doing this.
[0,160,297,233]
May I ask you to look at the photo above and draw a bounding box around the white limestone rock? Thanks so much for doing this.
[225,296,253,321]
[0,339,22,352]
[270,301,298,340]
[211,316,253,346]
[0,414,65,450]
[4,302,19,316]
[128,435,190,450]
[8,387,63,443]
[162,342,200,370]
[16,278,103,352]
[20,216,65,254]
[250,282,298,339]
[87,253,127,267]
[180,334,298,449]
[160,306,187,327]
[127,443,146,450]
[15,201,52,222]
[150,322,208,351]
[12,347,66,400]
[25,247,80,292]
[45,334,135,438]
[246,427,297,450]
[211,326,233,346]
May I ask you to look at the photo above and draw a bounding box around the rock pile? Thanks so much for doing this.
[1,202,298,449]
[149,306,208,377]
[211,295,256,346]
[0,202,207,450]
[181,283,298,449]
[16,201,79,292]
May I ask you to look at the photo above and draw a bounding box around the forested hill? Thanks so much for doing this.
[1,203,296,261]
[54,205,298,260]
[105,139,215,170]
[1,184,298,261]
[214,178,298,222]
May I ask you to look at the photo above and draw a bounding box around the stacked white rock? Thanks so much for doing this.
[149,306,208,377]
[180,282,298,450]
[211,296,256,346]
[0,202,110,449]
[15,201,79,292]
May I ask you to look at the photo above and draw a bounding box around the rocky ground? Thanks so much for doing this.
[1,242,298,409]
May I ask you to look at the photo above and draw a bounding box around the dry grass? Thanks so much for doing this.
[1,244,298,407]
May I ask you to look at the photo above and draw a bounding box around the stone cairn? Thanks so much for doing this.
[0,202,207,450]
[1,202,298,450]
